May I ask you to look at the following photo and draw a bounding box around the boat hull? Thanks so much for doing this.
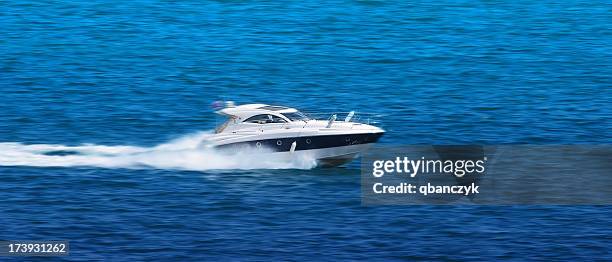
[213,132,383,167]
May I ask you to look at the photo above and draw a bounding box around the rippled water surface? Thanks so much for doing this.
[1,0,611,260]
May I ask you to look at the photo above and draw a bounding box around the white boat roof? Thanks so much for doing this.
[217,103,298,119]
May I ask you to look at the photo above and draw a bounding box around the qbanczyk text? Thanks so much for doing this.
[372,182,480,196]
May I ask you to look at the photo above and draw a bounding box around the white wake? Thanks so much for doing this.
[0,131,317,171]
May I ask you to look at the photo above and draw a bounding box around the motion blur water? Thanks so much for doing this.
[0,131,316,170]
[1,0,610,260]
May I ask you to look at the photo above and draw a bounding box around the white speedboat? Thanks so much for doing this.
[205,102,384,167]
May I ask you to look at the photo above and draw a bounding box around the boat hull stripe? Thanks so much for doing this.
[215,133,384,152]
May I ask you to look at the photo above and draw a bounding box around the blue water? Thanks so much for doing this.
[1,0,611,260]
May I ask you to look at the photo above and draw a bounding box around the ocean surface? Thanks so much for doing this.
[1,0,611,260]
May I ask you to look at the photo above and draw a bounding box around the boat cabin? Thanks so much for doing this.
[215,104,310,133]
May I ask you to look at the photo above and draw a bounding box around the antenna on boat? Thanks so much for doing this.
[344,111,355,122]
[326,114,337,128]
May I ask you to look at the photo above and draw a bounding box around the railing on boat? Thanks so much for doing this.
[302,111,383,125]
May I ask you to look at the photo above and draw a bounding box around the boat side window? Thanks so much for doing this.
[270,115,287,123]
[244,114,287,124]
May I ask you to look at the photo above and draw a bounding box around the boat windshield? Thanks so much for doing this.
[282,111,310,121]
[215,116,237,133]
